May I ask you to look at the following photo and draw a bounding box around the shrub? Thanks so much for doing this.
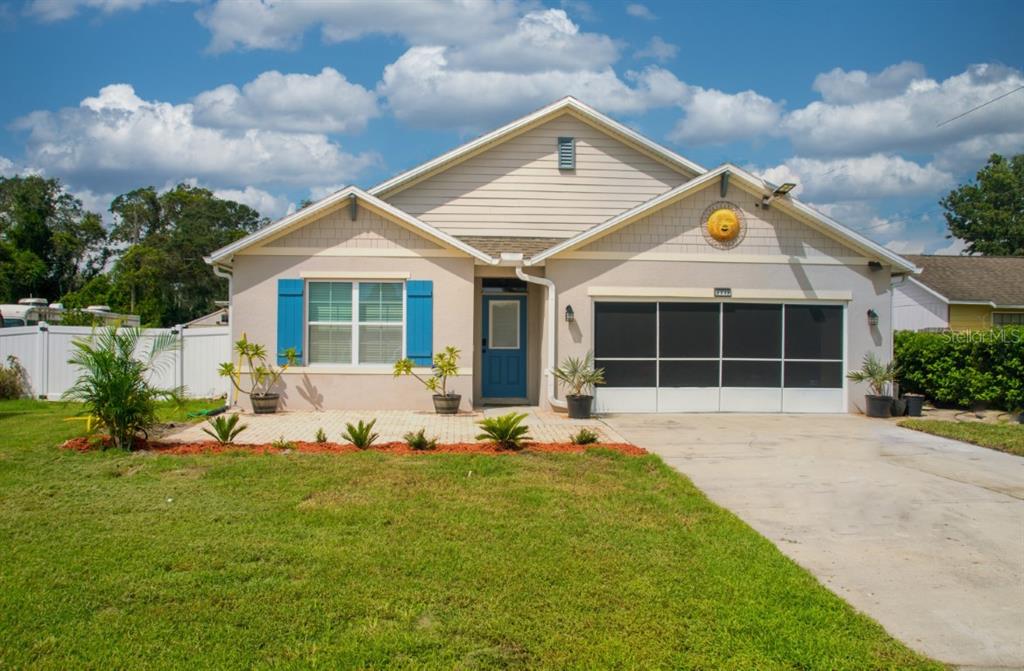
[404,428,438,451]
[0,355,29,400]
[63,326,180,450]
[553,353,605,397]
[895,328,1024,410]
[202,414,247,445]
[314,427,328,444]
[342,419,379,449]
[476,412,532,450]
[569,428,599,445]
[271,436,296,450]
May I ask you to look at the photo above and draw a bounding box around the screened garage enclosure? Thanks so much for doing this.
[593,301,845,413]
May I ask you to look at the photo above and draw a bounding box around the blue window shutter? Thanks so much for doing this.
[557,136,575,170]
[406,280,433,366]
[277,278,304,364]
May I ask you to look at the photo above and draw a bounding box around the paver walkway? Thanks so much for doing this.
[605,413,1024,670]
[161,406,626,445]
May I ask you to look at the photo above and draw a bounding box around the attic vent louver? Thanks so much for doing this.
[557,136,575,170]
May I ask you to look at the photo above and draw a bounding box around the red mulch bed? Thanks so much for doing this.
[61,436,647,457]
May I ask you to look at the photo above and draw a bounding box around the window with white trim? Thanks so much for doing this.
[994,312,1024,326]
[307,281,404,365]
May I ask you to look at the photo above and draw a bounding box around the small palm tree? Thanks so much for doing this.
[202,414,247,445]
[476,412,532,450]
[63,325,181,450]
[553,352,605,398]
[846,353,898,397]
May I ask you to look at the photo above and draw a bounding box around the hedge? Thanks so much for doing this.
[895,327,1024,410]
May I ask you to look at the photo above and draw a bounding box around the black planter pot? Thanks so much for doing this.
[904,393,925,417]
[566,394,594,419]
[891,397,907,417]
[865,394,893,418]
[433,394,461,415]
[250,393,280,414]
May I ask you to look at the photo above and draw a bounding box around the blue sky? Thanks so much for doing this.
[1,0,1022,254]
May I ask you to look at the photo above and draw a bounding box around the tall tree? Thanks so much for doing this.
[0,175,107,302]
[941,153,1024,256]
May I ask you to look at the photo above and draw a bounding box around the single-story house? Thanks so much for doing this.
[206,96,917,414]
[893,255,1024,331]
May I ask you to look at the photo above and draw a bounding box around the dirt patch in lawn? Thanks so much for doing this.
[61,436,646,457]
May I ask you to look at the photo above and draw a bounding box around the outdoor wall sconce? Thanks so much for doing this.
[564,305,575,323]
[867,309,879,326]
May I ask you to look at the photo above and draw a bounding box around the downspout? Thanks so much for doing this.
[210,261,235,405]
[514,264,567,411]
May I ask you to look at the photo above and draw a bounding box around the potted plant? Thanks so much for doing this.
[218,335,297,414]
[553,352,605,419]
[846,352,898,418]
[393,346,462,414]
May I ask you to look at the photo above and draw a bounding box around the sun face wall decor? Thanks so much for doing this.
[701,201,746,249]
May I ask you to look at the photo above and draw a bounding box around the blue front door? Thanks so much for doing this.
[481,294,527,399]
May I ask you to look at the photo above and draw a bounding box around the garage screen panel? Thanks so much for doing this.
[782,305,844,411]
[594,302,656,388]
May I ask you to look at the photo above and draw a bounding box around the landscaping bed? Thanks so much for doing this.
[61,436,646,456]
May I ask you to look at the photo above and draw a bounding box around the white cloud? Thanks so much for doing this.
[13,84,380,194]
[193,67,379,133]
[812,61,926,104]
[197,0,519,53]
[0,156,15,177]
[213,186,294,219]
[72,188,116,218]
[783,63,1024,157]
[635,36,677,62]
[884,239,927,254]
[669,88,783,145]
[931,237,968,255]
[380,45,685,128]
[754,154,954,201]
[24,0,166,22]
[810,200,908,238]
[625,3,655,19]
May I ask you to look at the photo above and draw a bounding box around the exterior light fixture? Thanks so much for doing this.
[564,305,575,323]
[868,261,883,271]
[867,309,879,326]
[760,182,797,209]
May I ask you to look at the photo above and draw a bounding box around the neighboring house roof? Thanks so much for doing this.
[903,255,1024,306]
[528,164,919,274]
[368,96,705,198]
[457,236,561,257]
[205,186,497,266]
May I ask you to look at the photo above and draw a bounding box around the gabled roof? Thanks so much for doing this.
[903,255,1024,306]
[368,96,705,198]
[527,164,919,274]
[205,186,496,266]
[456,236,562,257]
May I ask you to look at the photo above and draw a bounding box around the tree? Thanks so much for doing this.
[0,176,107,302]
[941,153,1024,256]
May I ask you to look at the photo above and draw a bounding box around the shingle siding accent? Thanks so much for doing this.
[580,184,854,259]
[262,206,441,250]
[384,114,690,239]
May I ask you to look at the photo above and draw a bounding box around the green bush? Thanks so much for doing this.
[63,326,181,450]
[271,436,296,450]
[342,419,379,449]
[202,414,247,445]
[403,428,438,451]
[569,428,599,445]
[476,412,532,450]
[0,355,29,400]
[314,427,327,444]
[895,328,1024,410]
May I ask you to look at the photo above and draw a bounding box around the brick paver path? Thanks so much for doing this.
[161,406,627,445]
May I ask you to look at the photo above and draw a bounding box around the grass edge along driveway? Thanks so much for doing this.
[901,418,1024,457]
[0,400,942,669]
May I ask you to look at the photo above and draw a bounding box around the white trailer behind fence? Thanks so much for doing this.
[0,324,231,400]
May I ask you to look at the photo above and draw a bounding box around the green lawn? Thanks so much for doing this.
[900,418,1024,457]
[0,400,941,670]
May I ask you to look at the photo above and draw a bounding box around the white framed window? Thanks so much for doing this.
[307,280,405,365]
[488,299,520,349]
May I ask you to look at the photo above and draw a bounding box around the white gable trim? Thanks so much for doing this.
[205,186,496,266]
[367,96,706,198]
[906,276,950,304]
[528,163,918,274]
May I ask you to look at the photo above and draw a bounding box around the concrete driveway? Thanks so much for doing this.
[603,413,1024,669]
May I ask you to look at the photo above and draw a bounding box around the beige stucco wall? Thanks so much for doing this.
[231,250,476,412]
[384,113,692,239]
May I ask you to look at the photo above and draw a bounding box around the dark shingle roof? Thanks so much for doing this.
[905,255,1024,306]
[456,236,562,258]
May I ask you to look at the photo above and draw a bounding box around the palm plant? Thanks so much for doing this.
[393,346,461,396]
[553,352,605,397]
[202,414,247,445]
[476,412,532,450]
[404,428,438,451]
[569,428,599,445]
[218,334,297,400]
[342,419,379,449]
[63,325,181,450]
[846,353,898,397]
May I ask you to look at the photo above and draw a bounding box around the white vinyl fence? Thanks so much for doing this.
[0,324,231,400]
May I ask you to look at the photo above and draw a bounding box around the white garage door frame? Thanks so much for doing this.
[592,297,848,414]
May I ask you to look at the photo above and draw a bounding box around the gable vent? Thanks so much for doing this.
[557,136,575,170]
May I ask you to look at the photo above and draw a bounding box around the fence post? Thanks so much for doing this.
[172,325,184,394]
[37,322,49,400]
